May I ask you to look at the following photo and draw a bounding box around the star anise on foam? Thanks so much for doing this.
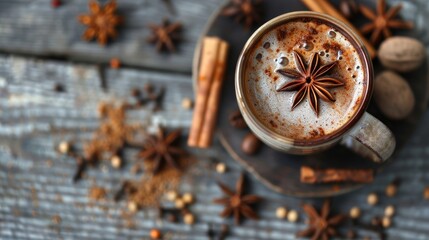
[78,0,122,46]
[297,200,346,240]
[137,128,185,174]
[276,51,344,116]
[213,173,262,225]
[147,19,182,52]
[221,0,262,29]
[360,0,413,44]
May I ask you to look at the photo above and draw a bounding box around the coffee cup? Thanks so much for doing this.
[235,11,395,162]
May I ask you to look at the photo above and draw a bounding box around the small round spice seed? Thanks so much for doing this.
[175,199,185,209]
[183,213,195,225]
[349,206,361,219]
[150,229,162,239]
[165,191,178,202]
[110,58,121,69]
[367,193,378,206]
[382,217,391,228]
[386,184,397,197]
[216,162,227,174]
[384,205,395,217]
[181,98,193,109]
[127,201,138,213]
[58,141,70,154]
[424,187,429,200]
[276,207,288,219]
[111,155,122,168]
[287,210,298,222]
[182,193,194,204]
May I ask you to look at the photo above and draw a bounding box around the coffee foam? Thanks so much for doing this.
[243,20,365,140]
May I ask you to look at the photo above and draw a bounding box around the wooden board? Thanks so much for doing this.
[0,0,429,239]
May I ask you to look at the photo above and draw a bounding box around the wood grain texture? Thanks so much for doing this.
[0,0,429,239]
[0,0,223,73]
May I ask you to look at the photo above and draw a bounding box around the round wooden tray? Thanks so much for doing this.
[192,0,429,197]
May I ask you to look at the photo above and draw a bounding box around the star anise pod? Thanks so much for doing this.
[77,0,122,46]
[137,128,185,174]
[360,0,413,44]
[213,173,262,225]
[276,51,344,116]
[221,0,262,29]
[147,19,182,52]
[297,199,346,240]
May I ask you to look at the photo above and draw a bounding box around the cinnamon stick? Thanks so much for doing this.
[301,166,374,184]
[301,0,376,59]
[188,37,221,147]
[198,41,229,148]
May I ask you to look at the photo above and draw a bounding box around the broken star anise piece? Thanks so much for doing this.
[147,19,182,52]
[221,0,262,29]
[138,128,185,174]
[297,199,346,240]
[213,173,262,225]
[276,51,344,116]
[77,0,122,46]
[360,0,413,44]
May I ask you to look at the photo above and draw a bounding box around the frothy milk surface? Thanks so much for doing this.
[243,19,366,140]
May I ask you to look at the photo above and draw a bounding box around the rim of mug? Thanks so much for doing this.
[235,11,374,147]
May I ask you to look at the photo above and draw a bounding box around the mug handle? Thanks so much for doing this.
[341,112,396,163]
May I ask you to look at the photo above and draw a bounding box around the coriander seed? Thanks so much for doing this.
[181,98,193,109]
[175,199,185,209]
[127,201,138,213]
[150,229,162,239]
[166,191,178,201]
[386,184,397,197]
[367,193,378,206]
[276,207,287,219]
[111,155,122,168]
[183,213,195,225]
[349,206,361,219]
[182,193,194,204]
[382,216,391,228]
[424,187,429,199]
[384,205,395,217]
[58,141,70,154]
[287,209,298,222]
[215,162,227,173]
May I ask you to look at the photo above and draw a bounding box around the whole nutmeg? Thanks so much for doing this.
[378,37,426,72]
[241,133,262,155]
[374,71,415,120]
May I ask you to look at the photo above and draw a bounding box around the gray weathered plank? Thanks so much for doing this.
[0,0,224,73]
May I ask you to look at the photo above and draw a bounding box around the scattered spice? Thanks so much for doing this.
[221,0,262,29]
[137,128,185,175]
[229,110,247,129]
[51,0,61,8]
[213,173,262,225]
[386,183,397,197]
[367,193,378,206]
[110,155,122,168]
[165,190,178,202]
[382,217,391,228]
[130,84,165,111]
[183,213,195,225]
[241,132,262,155]
[424,187,429,200]
[182,193,194,204]
[276,51,344,116]
[58,141,71,154]
[51,215,62,225]
[359,0,413,44]
[175,198,185,209]
[88,186,107,201]
[216,162,227,174]
[54,83,65,92]
[127,201,139,213]
[287,209,299,223]
[384,205,395,217]
[181,97,193,109]
[276,207,287,219]
[339,0,358,19]
[110,58,121,69]
[150,229,162,239]
[350,206,361,219]
[77,0,122,46]
[147,19,182,52]
[297,200,346,240]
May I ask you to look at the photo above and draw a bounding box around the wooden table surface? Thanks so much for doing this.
[0,0,428,239]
